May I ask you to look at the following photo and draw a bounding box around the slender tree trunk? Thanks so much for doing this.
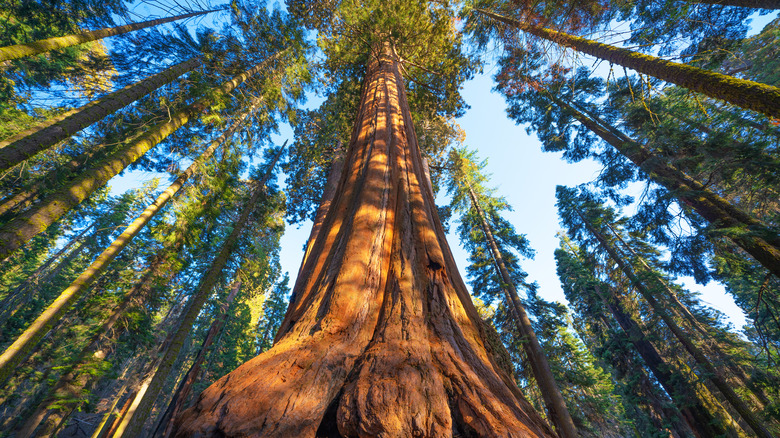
[466,184,577,438]
[473,8,780,118]
[16,231,187,438]
[0,113,252,386]
[591,282,736,438]
[550,94,780,278]
[174,42,555,438]
[0,143,108,218]
[0,58,201,172]
[153,279,242,438]
[691,0,780,8]
[581,213,773,438]
[0,11,218,62]
[0,55,276,262]
[604,222,774,409]
[118,146,284,438]
[0,223,91,328]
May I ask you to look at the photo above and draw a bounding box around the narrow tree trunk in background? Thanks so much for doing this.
[17,231,187,438]
[0,58,201,172]
[0,56,275,261]
[174,42,555,437]
[153,279,242,438]
[604,222,774,409]
[474,8,780,118]
[550,94,780,279]
[0,113,251,387]
[0,224,91,330]
[0,142,108,219]
[0,10,217,62]
[118,146,283,438]
[592,282,735,438]
[582,214,773,438]
[466,184,578,438]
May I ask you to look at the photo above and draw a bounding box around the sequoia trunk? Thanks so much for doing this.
[174,42,554,438]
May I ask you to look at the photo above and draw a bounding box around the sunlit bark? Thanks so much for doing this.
[175,42,554,438]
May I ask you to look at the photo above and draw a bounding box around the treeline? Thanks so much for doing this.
[0,0,777,436]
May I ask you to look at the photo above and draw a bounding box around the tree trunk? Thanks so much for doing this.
[153,279,242,438]
[0,142,108,219]
[550,94,780,279]
[0,55,276,262]
[0,10,217,62]
[174,42,555,438]
[118,146,284,438]
[466,184,577,438]
[591,282,735,438]
[0,112,251,387]
[473,8,780,118]
[603,222,774,409]
[0,223,91,330]
[581,213,773,438]
[16,229,187,438]
[0,58,200,172]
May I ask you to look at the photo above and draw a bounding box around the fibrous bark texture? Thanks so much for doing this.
[174,44,555,437]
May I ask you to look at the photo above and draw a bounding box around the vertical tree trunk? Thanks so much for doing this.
[0,10,218,62]
[0,58,201,171]
[603,222,774,409]
[591,282,739,438]
[0,56,276,261]
[153,279,242,438]
[0,112,252,387]
[581,212,773,438]
[466,184,578,438]
[549,94,780,279]
[118,146,284,438]
[473,8,780,118]
[174,42,555,438]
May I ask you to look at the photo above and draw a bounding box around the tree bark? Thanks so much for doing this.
[153,279,242,438]
[118,146,284,438]
[466,184,578,438]
[0,10,217,62]
[550,94,780,279]
[0,55,276,262]
[0,112,252,387]
[0,58,200,172]
[474,8,780,118]
[174,42,555,438]
[581,212,773,438]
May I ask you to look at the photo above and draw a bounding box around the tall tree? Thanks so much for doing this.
[0,10,217,63]
[446,147,577,438]
[174,36,555,435]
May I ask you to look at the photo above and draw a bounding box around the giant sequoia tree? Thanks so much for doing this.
[174,41,555,436]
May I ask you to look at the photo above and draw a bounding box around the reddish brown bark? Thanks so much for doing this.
[174,43,555,437]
